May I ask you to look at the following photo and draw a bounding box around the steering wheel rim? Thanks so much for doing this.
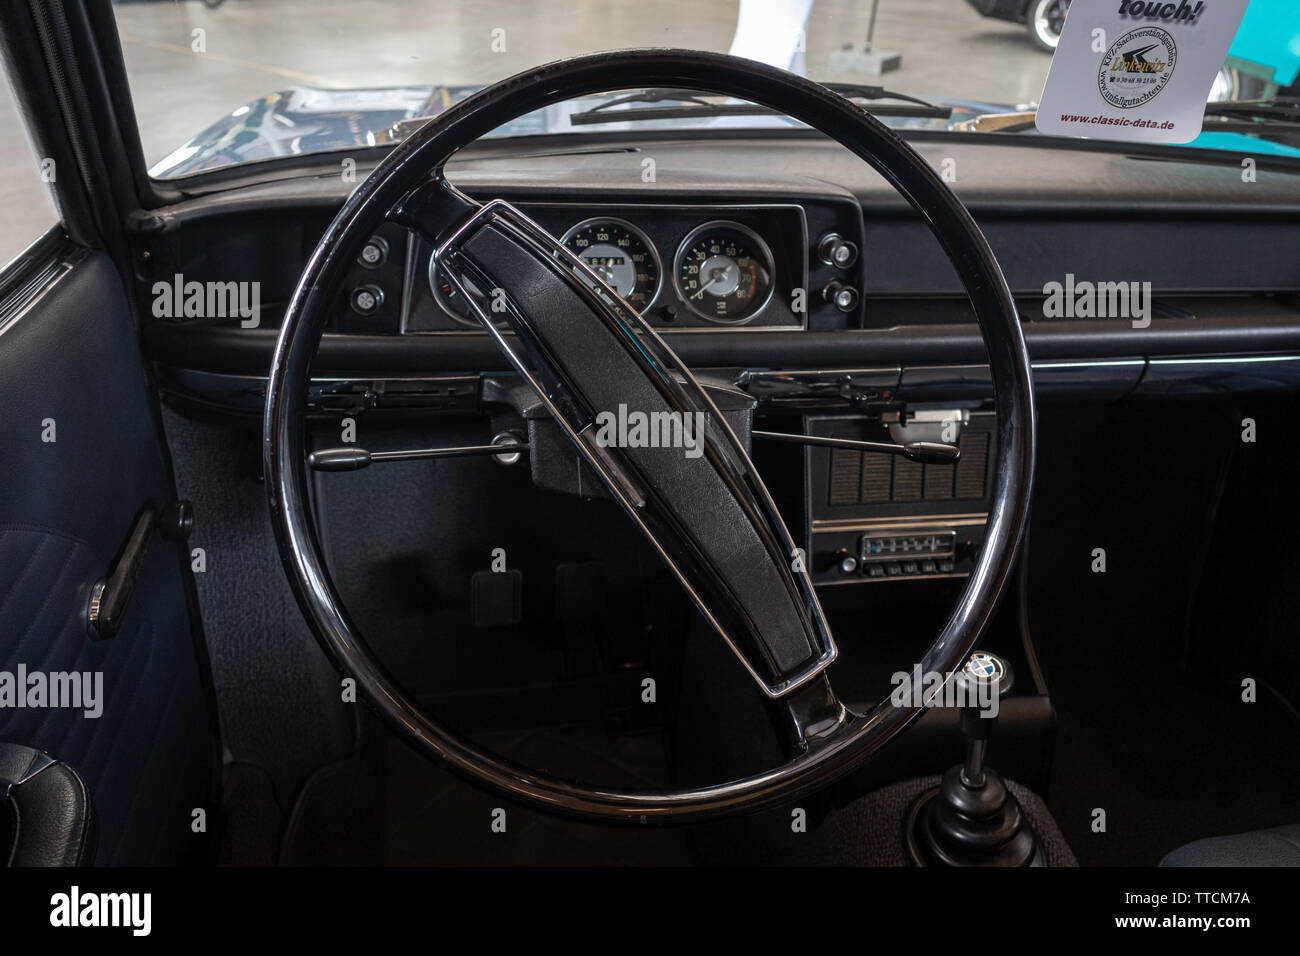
[264,49,1036,824]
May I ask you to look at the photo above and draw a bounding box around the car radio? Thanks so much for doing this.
[804,411,995,586]
[861,530,956,565]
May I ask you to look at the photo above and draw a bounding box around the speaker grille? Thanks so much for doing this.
[924,461,955,500]
[828,448,861,505]
[955,433,989,499]
[861,452,893,502]
[892,457,923,502]
[823,429,990,506]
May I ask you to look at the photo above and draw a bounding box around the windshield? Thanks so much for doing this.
[113,0,1300,179]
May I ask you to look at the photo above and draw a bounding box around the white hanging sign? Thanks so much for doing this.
[1036,0,1251,144]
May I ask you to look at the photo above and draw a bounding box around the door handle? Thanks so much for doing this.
[87,500,192,640]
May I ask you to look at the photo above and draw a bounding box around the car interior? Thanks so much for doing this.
[1,0,1298,875]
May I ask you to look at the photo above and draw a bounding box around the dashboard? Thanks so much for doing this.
[136,133,1300,592]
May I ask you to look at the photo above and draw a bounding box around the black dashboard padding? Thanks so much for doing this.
[1,745,96,867]
[457,223,816,680]
[142,315,1300,377]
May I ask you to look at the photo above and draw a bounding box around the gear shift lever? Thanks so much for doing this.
[959,651,1004,789]
[904,651,1045,867]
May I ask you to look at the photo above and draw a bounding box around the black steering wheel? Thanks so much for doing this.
[264,50,1036,824]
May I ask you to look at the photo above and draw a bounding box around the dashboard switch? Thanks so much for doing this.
[491,431,525,466]
[350,284,384,316]
[822,281,859,313]
[817,232,859,269]
[357,235,389,269]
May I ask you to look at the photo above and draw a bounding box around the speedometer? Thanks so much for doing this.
[673,221,774,324]
[560,218,661,311]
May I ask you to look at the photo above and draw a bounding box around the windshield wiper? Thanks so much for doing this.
[1201,97,1300,132]
[568,84,952,126]
[953,98,1300,136]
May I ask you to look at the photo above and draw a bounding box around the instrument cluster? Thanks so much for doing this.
[400,200,864,334]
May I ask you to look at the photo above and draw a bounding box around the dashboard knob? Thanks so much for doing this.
[822,281,859,313]
[834,548,858,576]
[357,235,389,269]
[817,232,859,269]
[350,285,384,316]
[491,431,525,466]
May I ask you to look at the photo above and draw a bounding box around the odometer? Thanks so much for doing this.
[560,218,661,311]
[673,221,774,324]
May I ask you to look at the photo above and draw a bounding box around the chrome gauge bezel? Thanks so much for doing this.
[427,256,488,328]
[672,219,777,325]
[559,217,664,311]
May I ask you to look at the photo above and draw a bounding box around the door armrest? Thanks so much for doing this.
[1,743,96,867]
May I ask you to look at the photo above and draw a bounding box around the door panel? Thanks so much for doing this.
[0,237,216,865]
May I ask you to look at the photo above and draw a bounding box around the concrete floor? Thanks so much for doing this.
[0,0,1051,264]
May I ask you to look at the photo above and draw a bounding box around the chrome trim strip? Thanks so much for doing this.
[818,571,971,587]
[0,258,74,339]
[1032,359,1146,369]
[1148,354,1300,366]
[812,515,989,533]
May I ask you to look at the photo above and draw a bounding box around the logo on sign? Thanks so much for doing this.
[1098,26,1177,108]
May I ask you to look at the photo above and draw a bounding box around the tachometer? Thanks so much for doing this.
[673,221,774,324]
[560,218,661,311]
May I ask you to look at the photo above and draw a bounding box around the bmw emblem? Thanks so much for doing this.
[966,652,1001,681]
